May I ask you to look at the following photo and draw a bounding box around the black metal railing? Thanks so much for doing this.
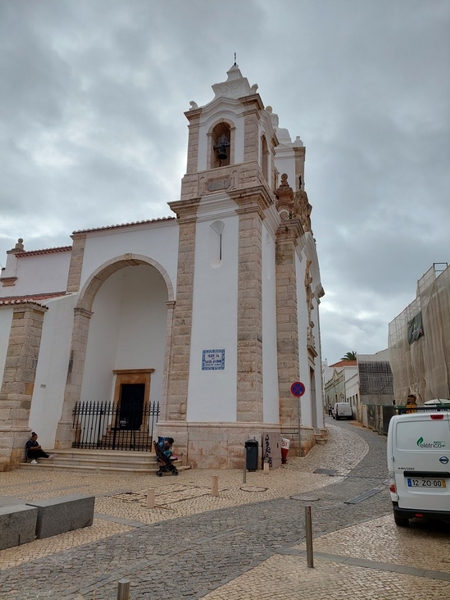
[72,400,160,451]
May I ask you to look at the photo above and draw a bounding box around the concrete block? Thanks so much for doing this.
[0,504,37,549]
[26,494,95,539]
[0,496,27,507]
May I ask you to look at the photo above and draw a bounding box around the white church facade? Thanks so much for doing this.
[0,65,325,471]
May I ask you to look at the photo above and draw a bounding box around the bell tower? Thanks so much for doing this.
[178,62,278,201]
[159,64,324,468]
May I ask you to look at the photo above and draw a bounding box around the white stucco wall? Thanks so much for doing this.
[0,308,13,387]
[80,265,168,408]
[262,226,279,423]
[187,206,239,422]
[274,146,296,187]
[29,294,77,448]
[1,252,72,297]
[79,221,178,296]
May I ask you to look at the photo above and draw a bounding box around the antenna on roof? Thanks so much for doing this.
[234,52,237,66]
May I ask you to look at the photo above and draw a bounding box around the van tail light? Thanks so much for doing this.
[389,481,396,494]
[431,414,444,420]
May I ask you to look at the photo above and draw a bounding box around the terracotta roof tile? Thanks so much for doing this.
[330,360,357,368]
[0,291,68,307]
[18,246,72,258]
[73,216,175,234]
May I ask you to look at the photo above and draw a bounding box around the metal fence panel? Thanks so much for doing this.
[72,401,159,451]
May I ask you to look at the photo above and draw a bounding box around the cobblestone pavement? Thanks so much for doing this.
[1,419,449,599]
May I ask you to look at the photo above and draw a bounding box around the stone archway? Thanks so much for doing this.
[55,254,174,449]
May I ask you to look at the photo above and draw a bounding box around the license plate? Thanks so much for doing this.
[407,478,446,488]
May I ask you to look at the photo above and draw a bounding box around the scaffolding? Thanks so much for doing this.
[388,263,450,404]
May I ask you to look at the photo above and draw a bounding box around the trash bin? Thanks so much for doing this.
[245,438,258,471]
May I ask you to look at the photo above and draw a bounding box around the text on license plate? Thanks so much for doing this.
[407,478,446,488]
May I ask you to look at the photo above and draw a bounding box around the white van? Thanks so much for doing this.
[387,408,450,527]
[332,402,353,420]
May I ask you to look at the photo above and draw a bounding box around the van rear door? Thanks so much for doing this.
[392,413,450,512]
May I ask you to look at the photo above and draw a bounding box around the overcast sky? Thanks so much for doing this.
[1,0,449,364]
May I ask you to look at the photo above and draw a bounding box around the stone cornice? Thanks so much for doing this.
[229,184,274,214]
[184,107,203,121]
[168,198,201,222]
[239,93,264,111]
[0,276,17,287]
[9,302,48,313]
[276,218,304,241]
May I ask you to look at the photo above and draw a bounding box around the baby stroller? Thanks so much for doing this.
[154,437,178,477]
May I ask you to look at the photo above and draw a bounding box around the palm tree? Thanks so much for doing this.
[341,351,357,361]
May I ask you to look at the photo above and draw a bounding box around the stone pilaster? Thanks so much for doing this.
[275,219,303,428]
[54,307,93,448]
[184,108,202,174]
[243,109,260,163]
[160,300,176,421]
[229,187,273,423]
[66,233,86,293]
[0,304,47,470]
[165,199,201,421]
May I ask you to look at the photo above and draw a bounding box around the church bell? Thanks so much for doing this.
[217,145,228,160]
[214,134,230,162]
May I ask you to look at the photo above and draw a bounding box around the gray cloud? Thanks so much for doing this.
[1,0,449,363]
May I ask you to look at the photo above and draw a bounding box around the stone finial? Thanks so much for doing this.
[189,101,198,110]
[8,238,25,254]
[275,174,294,218]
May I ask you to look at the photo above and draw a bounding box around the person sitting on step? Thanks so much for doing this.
[25,432,56,464]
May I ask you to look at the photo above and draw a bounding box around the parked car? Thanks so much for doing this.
[387,408,450,527]
[332,402,353,420]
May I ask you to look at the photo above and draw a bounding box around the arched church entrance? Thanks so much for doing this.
[55,255,174,451]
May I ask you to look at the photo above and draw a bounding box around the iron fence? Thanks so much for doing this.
[72,400,160,451]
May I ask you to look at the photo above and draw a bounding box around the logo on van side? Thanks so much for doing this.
[416,437,446,449]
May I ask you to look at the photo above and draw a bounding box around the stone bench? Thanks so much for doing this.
[0,504,38,550]
[25,494,95,539]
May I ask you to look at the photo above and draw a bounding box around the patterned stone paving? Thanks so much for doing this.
[0,420,448,599]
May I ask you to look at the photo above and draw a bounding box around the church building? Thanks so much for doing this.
[0,65,325,470]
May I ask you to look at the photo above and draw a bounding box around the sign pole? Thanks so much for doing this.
[290,382,306,458]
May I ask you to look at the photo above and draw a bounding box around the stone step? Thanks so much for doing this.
[19,460,190,475]
[20,448,187,474]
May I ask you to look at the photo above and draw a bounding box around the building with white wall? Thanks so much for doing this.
[0,65,325,470]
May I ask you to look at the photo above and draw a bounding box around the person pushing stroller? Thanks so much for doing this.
[154,436,179,476]
[161,437,178,461]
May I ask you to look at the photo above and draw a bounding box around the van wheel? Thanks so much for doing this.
[394,515,410,527]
